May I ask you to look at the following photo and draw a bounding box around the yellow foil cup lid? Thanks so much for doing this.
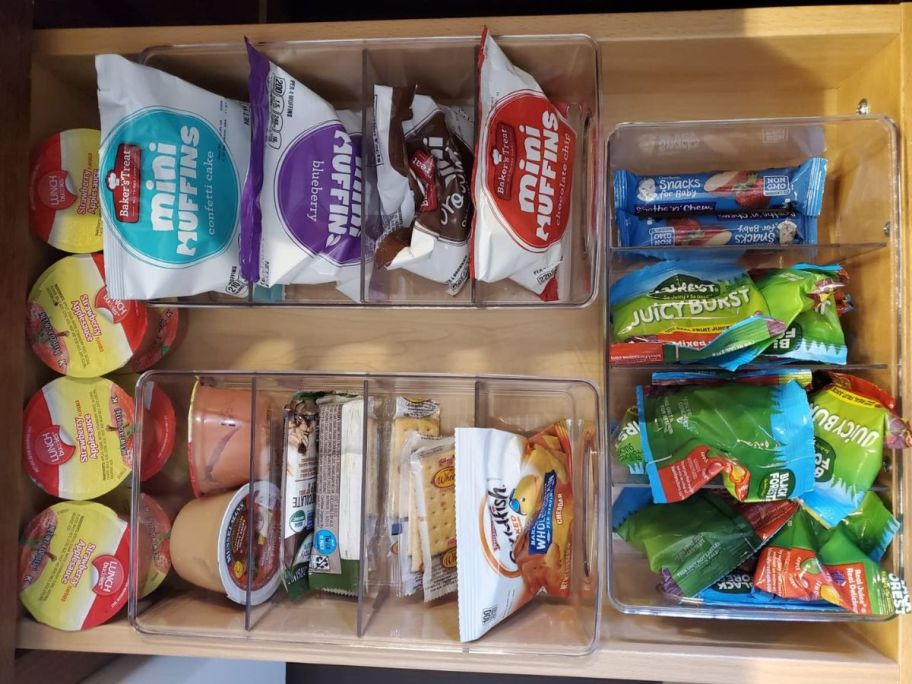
[29,129,103,253]
[27,253,150,377]
[23,376,134,500]
[19,501,130,631]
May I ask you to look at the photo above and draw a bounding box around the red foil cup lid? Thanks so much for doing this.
[27,254,150,377]
[19,501,130,630]
[140,384,177,482]
[29,129,103,253]
[128,307,180,373]
[23,376,134,500]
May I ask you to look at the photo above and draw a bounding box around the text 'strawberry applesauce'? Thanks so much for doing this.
[27,253,150,377]
[29,129,103,253]
[471,30,576,301]
[23,376,134,500]
[19,501,130,630]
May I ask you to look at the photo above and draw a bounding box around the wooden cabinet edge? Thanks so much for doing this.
[15,618,901,684]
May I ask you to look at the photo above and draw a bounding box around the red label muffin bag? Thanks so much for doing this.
[471,29,576,301]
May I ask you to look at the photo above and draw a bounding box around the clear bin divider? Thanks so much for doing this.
[128,375,153,626]
[244,375,259,630]
[357,380,378,636]
[360,48,376,307]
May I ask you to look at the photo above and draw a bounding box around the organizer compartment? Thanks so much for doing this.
[605,114,905,622]
[139,35,601,307]
[129,371,602,655]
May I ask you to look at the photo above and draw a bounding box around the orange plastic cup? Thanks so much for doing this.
[187,382,273,497]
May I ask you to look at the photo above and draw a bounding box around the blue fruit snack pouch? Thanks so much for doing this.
[96,55,249,299]
[637,380,815,503]
[614,158,826,217]
[243,42,362,298]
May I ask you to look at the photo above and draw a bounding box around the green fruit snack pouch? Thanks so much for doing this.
[610,261,780,370]
[756,508,910,615]
[613,488,797,597]
[755,263,846,328]
[802,373,912,527]
[838,491,899,562]
[614,369,813,477]
[638,380,815,503]
[757,264,851,364]
[764,294,850,365]
[615,405,645,475]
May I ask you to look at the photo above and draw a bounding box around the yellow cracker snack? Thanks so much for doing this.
[388,398,439,597]
[411,438,457,601]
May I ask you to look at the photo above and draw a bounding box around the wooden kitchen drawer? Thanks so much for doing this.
[9,4,912,683]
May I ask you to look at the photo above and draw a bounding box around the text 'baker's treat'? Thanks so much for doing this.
[472,30,577,301]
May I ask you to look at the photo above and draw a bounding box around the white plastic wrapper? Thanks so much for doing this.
[96,54,249,299]
[373,86,473,295]
[244,42,362,299]
[455,424,574,642]
[471,30,577,301]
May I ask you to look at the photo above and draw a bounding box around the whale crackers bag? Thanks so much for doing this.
[471,29,576,301]
[455,422,573,641]
[96,55,249,299]
[243,42,362,297]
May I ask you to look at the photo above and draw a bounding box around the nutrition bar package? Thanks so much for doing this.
[802,374,912,527]
[387,398,440,597]
[310,396,363,595]
[373,86,473,295]
[456,422,573,641]
[637,380,815,503]
[614,158,827,217]
[613,487,798,597]
[243,42,362,297]
[610,260,780,370]
[96,55,249,299]
[410,436,457,601]
[616,209,816,247]
[281,392,320,598]
[471,29,577,301]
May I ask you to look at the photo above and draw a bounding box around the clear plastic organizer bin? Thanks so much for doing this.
[139,34,602,308]
[604,116,905,620]
[129,371,603,655]
[606,115,902,367]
